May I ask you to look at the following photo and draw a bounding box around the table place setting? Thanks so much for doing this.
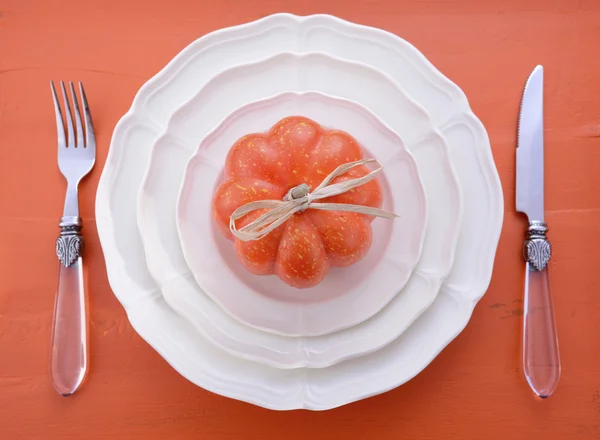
[8,6,600,436]
[51,12,512,410]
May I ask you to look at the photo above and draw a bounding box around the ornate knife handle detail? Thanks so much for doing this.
[56,216,84,268]
[523,220,551,271]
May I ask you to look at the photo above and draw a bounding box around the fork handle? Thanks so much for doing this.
[50,217,88,396]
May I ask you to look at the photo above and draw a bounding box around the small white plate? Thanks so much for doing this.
[98,13,503,409]
[176,91,426,337]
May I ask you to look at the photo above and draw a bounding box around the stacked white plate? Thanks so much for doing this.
[96,13,504,410]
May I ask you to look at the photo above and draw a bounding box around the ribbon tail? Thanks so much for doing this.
[313,158,379,191]
[307,202,399,219]
[231,201,307,242]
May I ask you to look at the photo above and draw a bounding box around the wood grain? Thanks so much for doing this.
[1,0,600,439]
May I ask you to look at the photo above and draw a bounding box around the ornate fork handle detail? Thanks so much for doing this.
[56,216,84,268]
[523,220,551,271]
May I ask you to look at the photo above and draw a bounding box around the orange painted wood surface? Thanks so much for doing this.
[1,0,600,438]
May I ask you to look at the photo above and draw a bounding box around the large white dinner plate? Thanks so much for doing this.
[97,13,503,409]
[139,52,459,367]
[176,90,427,337]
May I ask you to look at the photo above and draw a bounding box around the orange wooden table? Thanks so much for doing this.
[2,1,600,438]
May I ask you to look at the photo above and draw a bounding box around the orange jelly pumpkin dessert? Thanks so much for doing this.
[212,116,383,289]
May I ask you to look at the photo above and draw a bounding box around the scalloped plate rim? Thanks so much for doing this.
[96,13,504,410]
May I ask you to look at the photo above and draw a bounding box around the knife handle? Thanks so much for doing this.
[50,217,88,396]
[522,221,560,398]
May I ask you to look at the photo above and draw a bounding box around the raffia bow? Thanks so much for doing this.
[229,158,399,242]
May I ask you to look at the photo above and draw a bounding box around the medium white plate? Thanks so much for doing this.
[97,13,503,409]
[141,55,458,363]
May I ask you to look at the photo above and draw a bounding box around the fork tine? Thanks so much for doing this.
[60,81,75,148]
[50,82,66,149]
[69,82,85,149]
[78,83,95,153]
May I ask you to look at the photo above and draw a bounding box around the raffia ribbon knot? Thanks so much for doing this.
[230,158,399,242]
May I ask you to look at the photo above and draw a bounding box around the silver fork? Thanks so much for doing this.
[49,81,95,396]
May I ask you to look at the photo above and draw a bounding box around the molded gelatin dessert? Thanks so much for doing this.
[212,116,383,288]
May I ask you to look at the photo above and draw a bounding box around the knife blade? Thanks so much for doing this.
[516,65,561,398]
[517,65,544,222]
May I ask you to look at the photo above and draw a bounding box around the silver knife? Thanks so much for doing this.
[516,65,561,398]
